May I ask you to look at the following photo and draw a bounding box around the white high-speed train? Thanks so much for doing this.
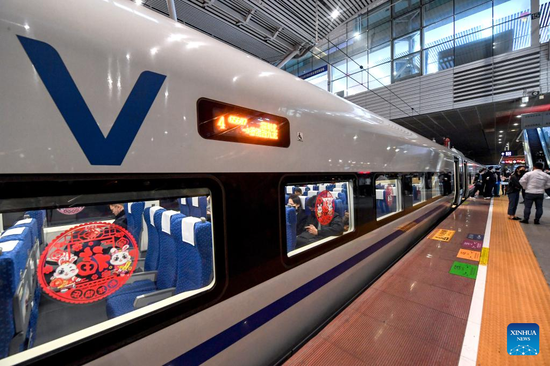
[0,1,483,365]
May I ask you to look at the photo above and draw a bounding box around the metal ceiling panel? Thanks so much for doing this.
[142,0,375,63]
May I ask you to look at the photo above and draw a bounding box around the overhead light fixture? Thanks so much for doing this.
[331,9,340,19]
[514,122,519,125]
[520,103,526,107]
[516,115,521,118]
[499,130,504,133]
[522,96,529,103]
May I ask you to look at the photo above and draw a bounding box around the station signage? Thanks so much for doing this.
[501,150,515,157]
[521,112,550,129]
[299,65,328,80]
[502,157,526,164]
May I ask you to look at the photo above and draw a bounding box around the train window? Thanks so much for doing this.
[284,182,354,256]
[412,174,427,205]
[375,175,402,220]
[0,190,215,362]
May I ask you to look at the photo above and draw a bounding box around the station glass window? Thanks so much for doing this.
[284,182,354,256]
[0,188,215,361]
[412,174,427,205]
[423,40,454,74]
[375,176,402,220]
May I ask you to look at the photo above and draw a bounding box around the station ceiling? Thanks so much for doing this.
[393,95,550,165]
[143,0,374,63]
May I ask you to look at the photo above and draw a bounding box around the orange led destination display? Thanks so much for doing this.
[197,98,290,147]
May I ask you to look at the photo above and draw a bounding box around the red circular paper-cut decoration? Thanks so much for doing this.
[38,222,138,304]
[57,207,85,215]
[315,190,335,226]
[385,186,394,207]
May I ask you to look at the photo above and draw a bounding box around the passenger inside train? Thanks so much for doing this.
[0,194,215,359]
[285,182,353,255]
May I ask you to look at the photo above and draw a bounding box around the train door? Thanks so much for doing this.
[453,157,461,207]
[462,161,468,200]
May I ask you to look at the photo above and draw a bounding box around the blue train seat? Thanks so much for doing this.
[143,206,164,272]
[124,202,145,244]
[106,211,181,318]
[194,220,213,287]
[285,206,297,252]
[173,217,204,290]
[24,210,45,245]
[334,198,345,218]
[189,197,207,218]
[12,218,39,247]
[179,198,190,217]
[285,194,290,204]
[0,226,36,358]
[337,192,348,212]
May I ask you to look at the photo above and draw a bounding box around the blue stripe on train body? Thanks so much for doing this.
[17,35,166,166]
[168,204,447,365]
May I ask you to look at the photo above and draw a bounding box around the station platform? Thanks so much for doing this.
[284,197,550,365]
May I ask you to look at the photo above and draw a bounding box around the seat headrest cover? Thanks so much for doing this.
[181,217,201,246]
[161,210,178,234]
[15,218,33,225]
[180,198,187,205]
[2,227,25,237]
[127,202,133,214]
[149,206,162,225]
[0,240,19,252]
[191,197,199,207]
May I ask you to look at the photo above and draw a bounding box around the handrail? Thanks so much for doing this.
[536,127,550,169]
[523,130,533,169]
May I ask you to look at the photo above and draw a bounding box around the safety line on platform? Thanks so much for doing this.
[458,198,493,366]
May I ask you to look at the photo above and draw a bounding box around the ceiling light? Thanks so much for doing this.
[514,122,519,125]
[522,96,529,103]
[520,103,526,107]
[499,130,504,133]
[331,9,340,19]
[516,115,522,118]
[511,129,517,131]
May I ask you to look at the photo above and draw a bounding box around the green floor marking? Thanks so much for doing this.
[449,261,478,279]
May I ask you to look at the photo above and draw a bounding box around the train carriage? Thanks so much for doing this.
[0,1,483,364]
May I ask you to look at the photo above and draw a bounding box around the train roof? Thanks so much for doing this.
[0,0,481,174]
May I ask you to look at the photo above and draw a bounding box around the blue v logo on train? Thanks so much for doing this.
[17,36,166,166]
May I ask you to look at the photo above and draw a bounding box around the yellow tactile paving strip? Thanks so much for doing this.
[477,197,550,365]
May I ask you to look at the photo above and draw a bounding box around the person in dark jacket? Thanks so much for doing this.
[482,167,496,199]
[472,168,485,198]
[296,195,344,248]
[288,194,307,235]
[507,166,525,220]
[493,167,501,197]
[110,203,128,229]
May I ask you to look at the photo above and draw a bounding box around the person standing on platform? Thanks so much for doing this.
[506,166,525,220]
[472,168,485,198]
[493,167,501,197]
[502,168,511,195]
[519,162,550,224]
[483,167,496,199]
